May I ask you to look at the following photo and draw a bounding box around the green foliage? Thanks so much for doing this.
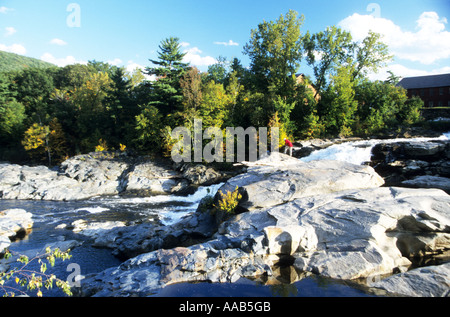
[398,96,423,125]
[199,80,232,128]
[244,9,304,100]
[145,37,189,116]
[135,104,163,151]
[179,67,203,126]
[206,56,229,84]
[21,118,68,165]
[354,80,412,135]
[352,31,392,81]
[304,26,354,98]
[0,12,427,164]
[319,66,358,137]
[0,247,73,297]
[0,100,26,142]
[0,50,55,73]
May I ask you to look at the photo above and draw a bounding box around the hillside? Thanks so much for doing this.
[0,50,56,73]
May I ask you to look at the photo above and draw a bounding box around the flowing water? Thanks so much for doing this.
[1,132,449,297]
[300,132,450,165]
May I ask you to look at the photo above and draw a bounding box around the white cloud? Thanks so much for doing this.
[107,58,123,66]
[180,42,191,48]
[0,7,13,14]
[181,44,216,68]
[4,27,16,37]
[40,53,86,67]
[183,47,216,67]
[125,60,142,72]
[50,38,67,46]
[125,60,155,81]
[214,40,239,46]
[0,43,26,55]
[338,12,450,65]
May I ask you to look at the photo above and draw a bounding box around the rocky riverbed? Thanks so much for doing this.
[1,135,449,297]
[0,153,236,201]
[75,153,449,297]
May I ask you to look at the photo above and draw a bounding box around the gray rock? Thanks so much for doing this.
[216,153,384,212]
[111,211,218,259]
[370,139,450,188]
[0,209,33,253]
[402,175,450,193]
[0,209,34,272]
[219,186,449,281]
[179,164,224,186]
[78,244,270,297]
[371,262,450,297]
[403,141,447,158]
[124,161,187,195]
[0,154,199,201]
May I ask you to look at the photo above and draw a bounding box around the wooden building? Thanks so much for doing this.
[397,73,450,108]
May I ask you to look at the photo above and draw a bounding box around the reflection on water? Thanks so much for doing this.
[153,263,380,297]
[0,183,223,297]
[154,274,378,297]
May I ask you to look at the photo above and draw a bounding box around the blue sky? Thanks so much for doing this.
[1,0,449,80]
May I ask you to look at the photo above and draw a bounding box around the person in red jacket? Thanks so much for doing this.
[284,138,293,156]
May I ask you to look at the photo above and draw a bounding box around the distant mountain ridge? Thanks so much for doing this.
[0,50,56,73]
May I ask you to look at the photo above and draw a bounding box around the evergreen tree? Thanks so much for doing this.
[106,67,137,146]
[145,37,189,117]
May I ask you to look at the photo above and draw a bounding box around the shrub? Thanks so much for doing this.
[0,247,73,297]
[214,186,242,215]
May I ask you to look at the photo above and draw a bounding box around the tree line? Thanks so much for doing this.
[0,10,423,165]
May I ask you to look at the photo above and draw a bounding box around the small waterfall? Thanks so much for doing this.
[300,133,450,165]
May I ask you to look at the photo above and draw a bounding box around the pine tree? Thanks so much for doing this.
[145,37,189,117]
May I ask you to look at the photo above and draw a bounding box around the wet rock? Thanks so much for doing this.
[402,175,450,193]
[371,262,450,297]
[371,139,450,190]
[78,244,270,297]
[0,209,33,253]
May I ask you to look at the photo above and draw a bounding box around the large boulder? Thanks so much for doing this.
[59,153,131,194]
[109,210,218,259]
[402,175,450,193]
[122,161,188,196]
[0,164,79,200]
[221,186,450,280]
[78,243,270,297]
[370,139,450,190]
[216,153,384,212]
[371,262,450,297]
[0,159,126,201]
[0,209,33,254]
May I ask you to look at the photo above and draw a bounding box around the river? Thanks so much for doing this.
[1,132,449,297]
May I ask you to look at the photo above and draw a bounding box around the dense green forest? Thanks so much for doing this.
[0,10,424,165]
[0,50,55,73]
